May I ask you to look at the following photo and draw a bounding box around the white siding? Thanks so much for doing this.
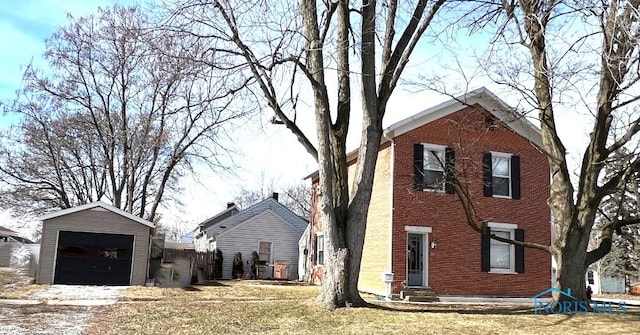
[37,208,151,285]
[216,210,302,280]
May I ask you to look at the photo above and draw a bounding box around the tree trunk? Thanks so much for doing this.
[554,228,590,302]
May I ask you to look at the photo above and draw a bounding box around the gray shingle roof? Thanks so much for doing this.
[202,198,308,238]
[199,205,240,230]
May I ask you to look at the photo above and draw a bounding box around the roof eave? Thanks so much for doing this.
[38,201,155,228]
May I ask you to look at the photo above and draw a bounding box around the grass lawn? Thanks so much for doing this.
[86,281,640,335]
[0,267,45,299]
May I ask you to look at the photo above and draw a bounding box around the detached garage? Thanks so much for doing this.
[36,201,154,286]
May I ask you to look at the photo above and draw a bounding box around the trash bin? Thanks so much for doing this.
[273,261,289,279]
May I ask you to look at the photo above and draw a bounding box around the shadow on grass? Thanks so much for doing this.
[364,301,535,315]
[194,281,230,287]
[363,300,640,317]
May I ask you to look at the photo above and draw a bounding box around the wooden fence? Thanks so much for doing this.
[163,249,223,280]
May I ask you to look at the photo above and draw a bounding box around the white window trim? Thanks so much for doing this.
[405,226,433,233]
[490,151,513,199]
[315,233,324,266]
[258,240,273,264]
[488,222,517,274]
[422,143,447,192]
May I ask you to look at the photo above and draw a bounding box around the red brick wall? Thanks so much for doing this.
[390,105,551,297]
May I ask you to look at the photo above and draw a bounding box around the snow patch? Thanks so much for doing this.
[30,285,127,300]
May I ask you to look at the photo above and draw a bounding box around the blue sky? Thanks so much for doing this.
[0,1,130,104]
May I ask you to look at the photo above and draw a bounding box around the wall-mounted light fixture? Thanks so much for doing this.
[430,238,438,249]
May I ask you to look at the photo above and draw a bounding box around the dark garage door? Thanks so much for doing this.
[54,231,134,285]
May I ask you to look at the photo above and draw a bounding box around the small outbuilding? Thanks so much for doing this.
[36,201,154,286]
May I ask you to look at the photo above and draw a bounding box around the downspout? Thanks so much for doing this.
[383,130,396,292]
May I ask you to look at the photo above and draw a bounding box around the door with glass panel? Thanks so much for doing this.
[407,233,424,286]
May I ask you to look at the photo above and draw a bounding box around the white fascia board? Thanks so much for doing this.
[38,200,155,228]
[383,87,543,148]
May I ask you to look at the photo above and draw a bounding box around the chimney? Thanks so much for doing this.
[272,192,279,201]
[226,202,235,209]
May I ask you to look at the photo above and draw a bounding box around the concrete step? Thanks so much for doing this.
[404,295,439,302]
[400,287,439,302]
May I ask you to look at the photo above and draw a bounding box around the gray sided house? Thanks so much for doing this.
[194,195,307,280]
[37,201,154,286]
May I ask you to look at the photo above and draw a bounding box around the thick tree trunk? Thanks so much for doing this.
[554,228,590,302]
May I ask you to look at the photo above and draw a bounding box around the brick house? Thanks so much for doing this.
[302,87,551,298]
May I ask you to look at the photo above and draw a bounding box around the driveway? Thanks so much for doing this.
[0,284,126,335]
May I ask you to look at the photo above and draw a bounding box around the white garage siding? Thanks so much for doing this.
[216,210,302,280]
[37,207,151,285]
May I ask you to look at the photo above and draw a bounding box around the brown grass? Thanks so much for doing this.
[87,281,640,335]
[0,267,45,299]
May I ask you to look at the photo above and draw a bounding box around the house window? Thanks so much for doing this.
[483,152,520,199]
[490,229,514,271]
[423,147,446,191]
[258,241,272,263]
[492,155,511,197]
[414,144,455,193]
[315,233,324,266]
[587,270,595,285]
[481,223,524,274]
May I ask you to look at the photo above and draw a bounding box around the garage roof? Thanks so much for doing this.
[38,201,155,228]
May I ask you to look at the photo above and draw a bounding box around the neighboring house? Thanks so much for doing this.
[193,194,307,280]
[585,267,627,294]
[36,201,154,286]
[303,87,552,298]
[0,225,36,268]
[0,226,34,244]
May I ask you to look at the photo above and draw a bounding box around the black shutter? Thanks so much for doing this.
[511,155,521,199]
[483,152,493,197]
[481,233,491,272]
[444,147,455,194]
[515,229,524,273]
[414,144,424,190]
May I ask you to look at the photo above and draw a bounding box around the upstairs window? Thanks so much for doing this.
[483,152,520,199]
[414,144,455,193]
[315,233,324,266]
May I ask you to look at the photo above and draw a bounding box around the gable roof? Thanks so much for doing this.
[199,204,240,230]
[0,225,17,237]
[384,87,542,146]
[37,200,155,228]
[305,87,542,181]
[201,198,307,238]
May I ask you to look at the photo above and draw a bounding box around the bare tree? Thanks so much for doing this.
[165,0,446,308]
[443,0,640,303]
[0,5,246,221]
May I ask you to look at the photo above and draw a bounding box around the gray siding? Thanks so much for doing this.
[217,210,302,280]
[37,208,151,285]
[0,242,14,267]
